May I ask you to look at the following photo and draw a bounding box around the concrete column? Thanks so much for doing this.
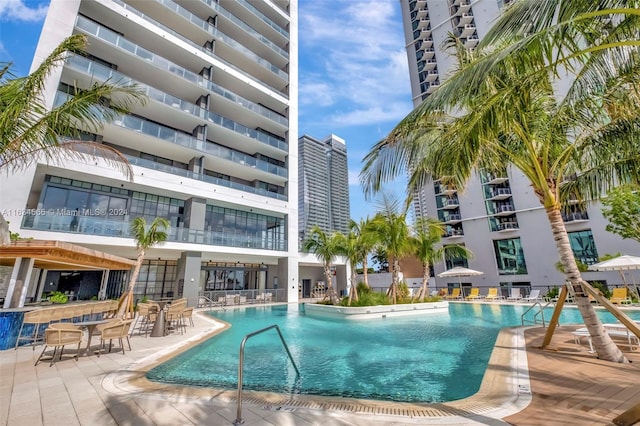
[278,256,299,303]
[4,257,35,308]
[177,251,202,306]
[182,197,206,231]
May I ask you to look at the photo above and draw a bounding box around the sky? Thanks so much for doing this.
[0,0,413,222]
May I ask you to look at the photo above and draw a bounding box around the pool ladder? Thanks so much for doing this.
[521,301,554,327]
[234,324,300,425]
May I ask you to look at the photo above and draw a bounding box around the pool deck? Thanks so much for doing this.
[1,303,639,425]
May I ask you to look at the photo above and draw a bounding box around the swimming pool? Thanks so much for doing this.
[146,303,640,403]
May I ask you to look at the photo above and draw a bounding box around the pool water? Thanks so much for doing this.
[146,303,640,403]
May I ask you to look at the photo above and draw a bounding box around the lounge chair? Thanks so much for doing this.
[522,289,541,302]
[465,288,481,300]
[445,288,462,300]
[610,288,632,305]
[485,288,502,301]
[507,288,522,301]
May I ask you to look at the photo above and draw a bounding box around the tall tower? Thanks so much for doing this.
[398,0,637,292]
[298,134,350,244]
[2,0,299,304]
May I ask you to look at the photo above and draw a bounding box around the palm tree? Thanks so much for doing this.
[370,193,412,304]
[360,5,640,362]
[335,229,360,305]
[349,217,378,289]
[410,217,469,302]
[0,34,146,245]
[301,225,342,305]
[117,217,170,318]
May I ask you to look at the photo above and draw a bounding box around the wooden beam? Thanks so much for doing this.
[613,400,640,426]
[581,281,640,341]
[542,284,569,349]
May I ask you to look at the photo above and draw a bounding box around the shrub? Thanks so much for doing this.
[48,291,68,304]
[545,286,559,301]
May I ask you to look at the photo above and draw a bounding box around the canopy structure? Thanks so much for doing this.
[437,266,484,278]
[1,240,136,308]
[587,255,640,271]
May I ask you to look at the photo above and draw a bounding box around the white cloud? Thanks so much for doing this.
[298,0,412,129]
[0,0,48,22]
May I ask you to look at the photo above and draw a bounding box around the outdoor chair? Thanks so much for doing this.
[522,289,541,303]
[444,288,461,300]
[133,302,158,337]
[165,300,187,335]
[35,322,83,366]
[484,288,502,301]
[610,288,632,305]
[465,288,481,300]
[15,308,54,350]
[181,306,195,327]
[507,288,522,301]
[96,320,132,355]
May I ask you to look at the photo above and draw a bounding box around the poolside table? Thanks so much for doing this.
[74,319,109,355]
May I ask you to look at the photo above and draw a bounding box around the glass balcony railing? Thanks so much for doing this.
[124,155,287,201]
[149,0,288,78]
[21,214,286,251]
[197,0,288,59]
[74,16,288,126]
[235,0,289,38]
[109,0,288,86]
[66,55,287,151]
[55,91,288,179]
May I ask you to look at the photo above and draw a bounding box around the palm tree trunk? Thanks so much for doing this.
[418,263,430,302]
[323,264,340,305]
[116,249,145,318]
[347,265,359,305]
[546,207,627,363]
[389,258,400,304]
[362,257,370,288]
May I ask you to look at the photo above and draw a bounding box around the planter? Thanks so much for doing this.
[304,301,449,320]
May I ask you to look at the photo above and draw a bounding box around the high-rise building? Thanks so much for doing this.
[2,0,300,304]
[298,134,350,243]
[398,0,637,292]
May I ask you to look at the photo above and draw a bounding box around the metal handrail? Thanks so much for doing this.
[234,325,300,425]
[521,301,547,327]
[197,295,224,310]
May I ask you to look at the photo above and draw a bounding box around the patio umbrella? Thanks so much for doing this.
[437,267,484,295]
[588,255,640,298]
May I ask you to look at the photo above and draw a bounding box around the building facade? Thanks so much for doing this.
[2,0,301,306]
[399,0,639,294]
[298,134,350,242]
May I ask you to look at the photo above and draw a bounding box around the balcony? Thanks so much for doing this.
[441,197,460,209]
[423,59,438,70]
[443,214,462,224]
[490,187,512,200]
[562,211,590,223]
[464,36,480,49]
[416,7,429,19]
[421,37,434,49]
[458,1,472,13]
[460,24,476,38]
[426,81,440,93]
[425,70,439,82]
[445,228,464,238]
[484,173,509,185]
[417,16,431,29]
[459,12,474,25]
[423,47,436,59]
[416,0,427,7]
[493,204,516,216]
[497,222,519,232]
[421,27,432,38]
[435,184,457,195]
[21,215,286,251]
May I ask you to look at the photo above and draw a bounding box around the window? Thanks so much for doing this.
[493,238,527,275]
[568,230,599,265]
[444,244,469,269]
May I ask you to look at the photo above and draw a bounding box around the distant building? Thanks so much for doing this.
[298,134,351,244]
[398,0,637,293]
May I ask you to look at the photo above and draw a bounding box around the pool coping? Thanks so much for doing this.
[101,305,532,423]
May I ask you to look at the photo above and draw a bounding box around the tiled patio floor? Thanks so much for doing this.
[1,304,639,425]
